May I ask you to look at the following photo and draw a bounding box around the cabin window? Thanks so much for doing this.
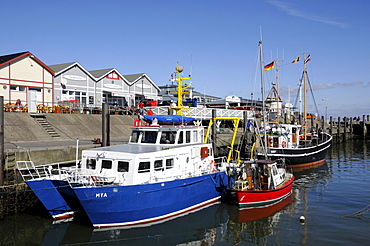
[160,131,176,144]
[130,131,140,143]
[102,160,112,169]
[193,131,198,143]
[138,161,150,173]
[186,131,191,143]
[87,159,96,169]
[118,161,129,172]
[154,160,163,171]
[166,158,174,169]
[178,131,184,144]
[272,166,278,176]
[141,131,158,143]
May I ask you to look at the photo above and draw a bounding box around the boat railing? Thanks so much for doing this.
[16,161,74,181]
[145,106,255,120]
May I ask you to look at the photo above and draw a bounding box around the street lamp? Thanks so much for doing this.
[322,98,329,119]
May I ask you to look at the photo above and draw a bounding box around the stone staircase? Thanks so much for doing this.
[32,114,60,138]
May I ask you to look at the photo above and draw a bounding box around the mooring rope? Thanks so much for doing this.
[343,204,370,217]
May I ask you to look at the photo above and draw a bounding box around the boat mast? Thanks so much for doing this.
[274,59,283,122]
[303,52,308,138]
[259,41,268,159]
[170,63,191,116]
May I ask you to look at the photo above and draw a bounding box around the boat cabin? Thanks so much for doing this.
[233,160,286,191]
[264,124,301,149]
[129,125,204,145]
[79,123,216,186]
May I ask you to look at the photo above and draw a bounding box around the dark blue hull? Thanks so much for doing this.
[266,133,332,167]
[26,180,77,219]
[73,172,230,228]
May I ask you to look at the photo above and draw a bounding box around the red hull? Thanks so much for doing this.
[231,176,294,208]
[234,195,293,223]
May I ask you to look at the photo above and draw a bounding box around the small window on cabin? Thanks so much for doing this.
[193,131,198,143]
[141,131,158,143]
[154,160,163,171]
[186,131,191,143]
[118,161,129,172]
[272,166,278,176]
[87,159,96,169]
[178,131,184,144]
[130,131,140,143]
[166,158,174,169]
[138,161,150,173]
[102,160,112,169]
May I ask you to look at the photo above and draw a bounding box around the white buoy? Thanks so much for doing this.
[300,215,305,224]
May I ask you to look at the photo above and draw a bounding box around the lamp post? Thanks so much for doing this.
[322,98,329,119]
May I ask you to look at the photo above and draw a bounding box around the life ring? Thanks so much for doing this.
[282,141,287,148]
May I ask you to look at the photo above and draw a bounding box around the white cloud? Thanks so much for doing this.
[267,0,350,28]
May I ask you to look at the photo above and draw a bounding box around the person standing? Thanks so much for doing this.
[138,101,144,115]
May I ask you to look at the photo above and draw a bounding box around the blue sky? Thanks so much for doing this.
[1,0,369,118]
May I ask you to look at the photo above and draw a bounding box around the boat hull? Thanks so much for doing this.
[73,171,229,228]
[266,133,332,167]
[26,180,77,220]
[230,176,294,208]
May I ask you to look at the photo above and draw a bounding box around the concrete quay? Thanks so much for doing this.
[3,113,134,167]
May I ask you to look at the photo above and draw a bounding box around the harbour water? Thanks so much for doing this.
[0,141,369,245]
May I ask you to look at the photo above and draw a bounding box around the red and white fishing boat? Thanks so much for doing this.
[230,160,294,208]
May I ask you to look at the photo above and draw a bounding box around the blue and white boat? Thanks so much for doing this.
[17,63,235,227]
[18,116,233,228]
[72,117,231,228]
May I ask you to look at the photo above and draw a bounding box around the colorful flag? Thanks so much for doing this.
[264,61,274,71]
[292,55,300,63]
[304,54,311,64]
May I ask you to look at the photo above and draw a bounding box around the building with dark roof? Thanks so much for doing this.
[0,51,54,110]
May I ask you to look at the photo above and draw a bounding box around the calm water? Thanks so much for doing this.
[1,141,369,246]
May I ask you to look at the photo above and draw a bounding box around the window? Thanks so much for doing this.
[102,160,112,169]
[141,131,157,143]
[178,131,184,144]
[138,161,150,173]
[160,131,176,144]
[186,131,191,143]
[154,160,163,171]
[29,87,41,92]
[193,131,198,143]
[118,161,129,172]
[10,86,26,92]
[87,159,96,169]
[130,131,140,143]
[166,158,174,169]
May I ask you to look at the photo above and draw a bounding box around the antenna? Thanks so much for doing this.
[259,26,263,42]
[190,53,193,77]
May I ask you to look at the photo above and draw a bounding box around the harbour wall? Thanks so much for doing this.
[4,113,136,167]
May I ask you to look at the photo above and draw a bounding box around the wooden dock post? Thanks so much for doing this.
[329,116,333,136]
[337,117,341,141]
[102,103,110,147]
[363,115,367,140]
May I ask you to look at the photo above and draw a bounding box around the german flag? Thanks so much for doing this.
[264,61,274,71]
